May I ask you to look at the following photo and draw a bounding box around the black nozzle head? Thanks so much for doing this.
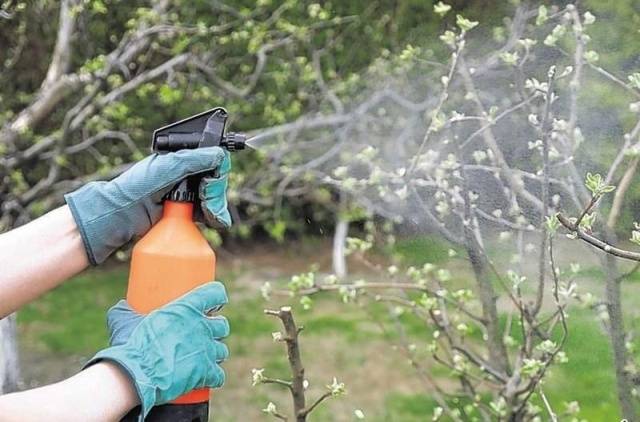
[152,107,246,153]
[221,132,246,152]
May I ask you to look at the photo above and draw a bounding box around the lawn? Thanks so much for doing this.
[16,236,634,420]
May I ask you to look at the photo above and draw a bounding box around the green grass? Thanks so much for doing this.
[303,313,370,342]
[18,268,128,353]
[379,393,439,422]
[547,310,620,419]
[391,235,455,266]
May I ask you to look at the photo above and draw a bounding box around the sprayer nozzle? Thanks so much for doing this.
[152,107,246,154]
[221,132,246,152]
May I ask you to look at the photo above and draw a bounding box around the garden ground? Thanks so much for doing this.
[16,235,639,421]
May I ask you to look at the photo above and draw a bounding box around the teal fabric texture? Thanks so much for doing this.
[64,147,231,265]
[88,282,230,421]
[198,150,232,228]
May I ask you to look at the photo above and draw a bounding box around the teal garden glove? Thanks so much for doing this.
[64,147,232,265]
[88,282,230,420]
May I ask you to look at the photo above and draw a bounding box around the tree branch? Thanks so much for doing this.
[557,213,640,261]
[43,0,79,89]
[265,307,307,422]
[299,392,331,418]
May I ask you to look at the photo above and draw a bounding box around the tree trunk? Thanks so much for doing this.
[332,217,348,279]
[601,230,637,420]
[0,314,20,393]
[462,227,509,376]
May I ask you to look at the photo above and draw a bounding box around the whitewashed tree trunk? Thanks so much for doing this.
[0,314,20,393]
[332,217,349,279]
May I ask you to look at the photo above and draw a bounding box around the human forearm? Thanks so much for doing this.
[0,205,88,317]
[0,362,139,421]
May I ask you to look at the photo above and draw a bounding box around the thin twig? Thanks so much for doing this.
[299,392,332,418]
[533,66,556,317]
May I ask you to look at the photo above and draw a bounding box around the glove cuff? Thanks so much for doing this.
[86,346,158,420]
[65,181,142,265]
[65,187,99,266]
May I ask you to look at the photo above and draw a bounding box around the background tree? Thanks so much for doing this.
[257,3,640,419]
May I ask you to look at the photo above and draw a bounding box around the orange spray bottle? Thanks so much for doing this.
[121,108,246,422]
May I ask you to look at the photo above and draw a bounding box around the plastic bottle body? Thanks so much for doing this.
[126,200,215,404]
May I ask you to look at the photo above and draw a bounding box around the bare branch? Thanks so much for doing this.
[532,66,556,317]
[262,377,293,390]
[43,0,80,89]
[299,392,332,419]
[264,307,307,422]
[0,73,91,146]
[557,213,640,261]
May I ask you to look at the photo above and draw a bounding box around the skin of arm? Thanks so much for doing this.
[0,207,139,419]
[0,205,89,317]
[0,362,139,421]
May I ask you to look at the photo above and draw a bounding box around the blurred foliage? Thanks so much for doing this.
[1,0,639,236]
[0,0,506,239]
[2,0,638,333]
[0,0,640,239]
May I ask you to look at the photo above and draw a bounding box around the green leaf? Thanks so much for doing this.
[266,220,287,243]
[545,215,560,234]
[536,5,548,26]
[91,0,107,14]
[456,14,478,32]
[433,2,452,17]
[583,50,599,64]
[585,172,615,196]
[158,84,183,105]
[439,30,457,48]
[579,212,596,231]
[630,229,640,246]
[583,11,596,25]
[544,25,567,47]
[628,73,640,90]
[499,51,519,66]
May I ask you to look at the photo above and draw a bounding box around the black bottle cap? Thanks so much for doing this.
[166,179,197,203]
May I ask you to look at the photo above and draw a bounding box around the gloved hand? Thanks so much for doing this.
[65,147,232,265]
[88,282,230,421]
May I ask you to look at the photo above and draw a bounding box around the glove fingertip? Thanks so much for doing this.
[218,209,232,228]
[208,315,230,339]
[200,204,232,229]
[187,281,229,312]
[209,364,226,388]
[106,300,132,324]
[182,146,226,167]
[111,299,131,310]
[215,341,230,362]
[207,281,229,301]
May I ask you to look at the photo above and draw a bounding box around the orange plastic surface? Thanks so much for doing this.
[126,201,216,404]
